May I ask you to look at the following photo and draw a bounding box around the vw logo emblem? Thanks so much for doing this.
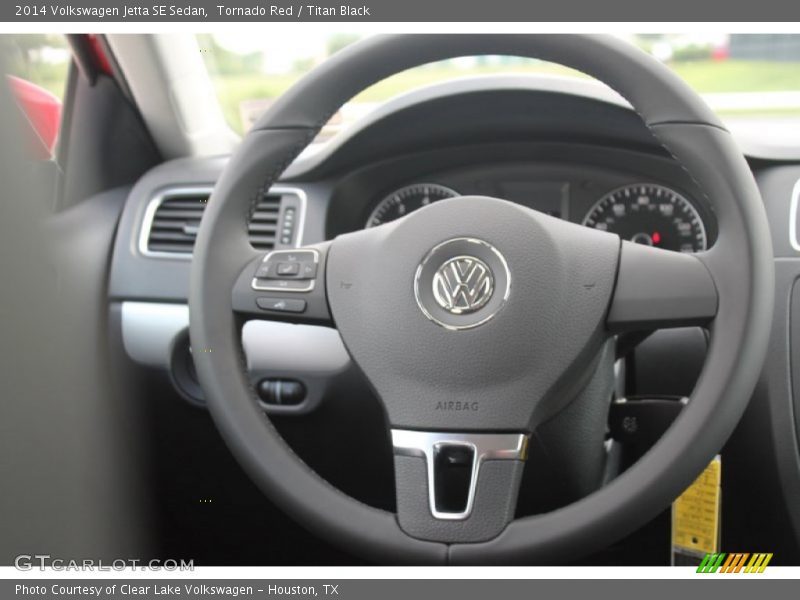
[432,256,494,314]
[414,238,511,330]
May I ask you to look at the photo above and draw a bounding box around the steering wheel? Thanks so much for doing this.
[189,34,774,564]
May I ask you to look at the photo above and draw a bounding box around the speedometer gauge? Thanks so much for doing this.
[582,183,707,253]
[366,183,459,227]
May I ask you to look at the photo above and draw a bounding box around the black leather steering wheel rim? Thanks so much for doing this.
[189,34,774,564]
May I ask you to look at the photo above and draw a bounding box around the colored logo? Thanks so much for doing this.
[697,553,773,573]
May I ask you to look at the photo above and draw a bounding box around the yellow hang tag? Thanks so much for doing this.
[672,456,721,562]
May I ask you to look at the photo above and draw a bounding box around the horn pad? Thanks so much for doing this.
[326,196,620,432]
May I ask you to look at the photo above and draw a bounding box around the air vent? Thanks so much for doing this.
[146,192,208,254]
[140,187,305,257]
[248,193,282,250]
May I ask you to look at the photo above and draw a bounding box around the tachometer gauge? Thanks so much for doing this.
[582,183,707,253]
[366,183,459,227]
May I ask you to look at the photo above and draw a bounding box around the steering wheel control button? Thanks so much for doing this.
[414,238,511,330]
[256,297,307,313]
[276,262,300,276]
[300,261,317,279]
[271,279,313,291]
[252,249,320,291]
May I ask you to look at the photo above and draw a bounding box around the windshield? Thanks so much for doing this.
[199,33,800,146]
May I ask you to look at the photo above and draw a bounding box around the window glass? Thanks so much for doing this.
[199,33,800,146]
[2,34,70,159]
[2,34,70,100]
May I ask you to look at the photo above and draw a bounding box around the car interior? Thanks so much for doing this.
[2,32,799,566]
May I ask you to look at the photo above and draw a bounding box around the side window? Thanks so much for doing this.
[1,34,71,160]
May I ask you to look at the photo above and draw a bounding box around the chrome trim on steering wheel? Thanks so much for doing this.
[391,430,528,521]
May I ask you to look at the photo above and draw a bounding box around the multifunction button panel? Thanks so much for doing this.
[234,248,330,321]
[252,249,319,291]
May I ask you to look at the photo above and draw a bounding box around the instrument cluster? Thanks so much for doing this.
[365,179,709,253]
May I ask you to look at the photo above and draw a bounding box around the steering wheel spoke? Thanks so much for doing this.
[231,242,333,326]
[392,430,528,543]
[607,241,718,332]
